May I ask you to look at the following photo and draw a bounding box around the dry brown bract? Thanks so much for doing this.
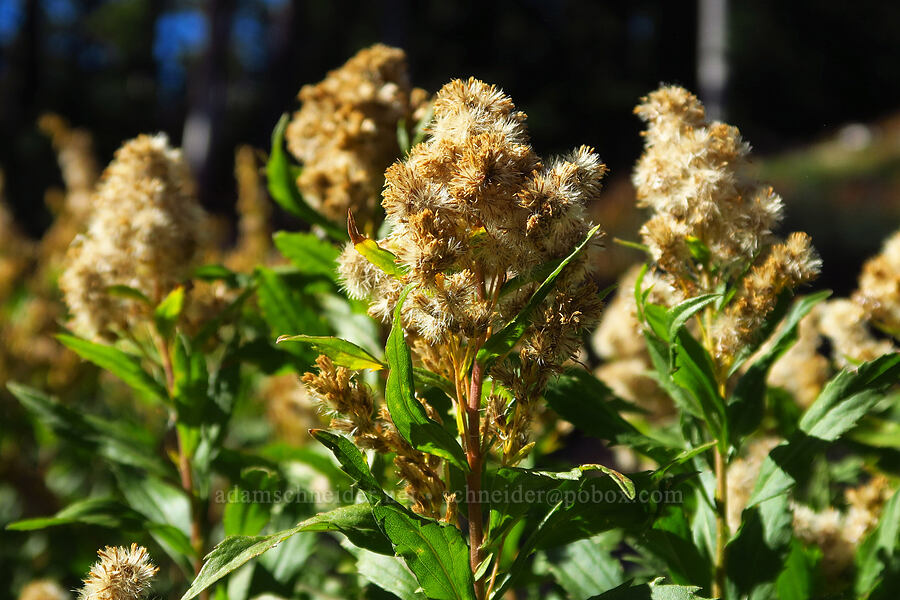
[286,44,426,231]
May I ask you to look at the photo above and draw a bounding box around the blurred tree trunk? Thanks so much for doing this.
[183,0,235,211]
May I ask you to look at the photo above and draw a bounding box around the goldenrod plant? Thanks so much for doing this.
[5,46,900,600]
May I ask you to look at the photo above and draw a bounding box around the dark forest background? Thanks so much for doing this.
[1,0,899,292]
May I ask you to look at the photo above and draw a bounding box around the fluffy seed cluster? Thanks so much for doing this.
[18,580,70,600]
[792,476,893,577]
[286,44,427,230]
[338,77,606,365]
[78,544,158,600]
[633,86,820,361]
[59,134,207,340]
[336,77,607,465]
[817,299,895,368]
[855,229,900,336]
[766,307,829,407]
[302,356,445,516]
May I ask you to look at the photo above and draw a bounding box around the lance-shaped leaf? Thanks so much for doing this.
[477,223,602,367]
[374,504,477,600]
[276,335,383,371]
[855,487,900,596]
[57,334,169,404]
[273,231,340,281]
[181,503,388,600]
[587,579,712,599]
[543,369,676,464]
[154,286,185,340]
[357,549,427,600]
[266,114,346,240]
[348,210,408,278]
[748,353,900,508]
[728,290,831,443]
[309,429,386,500]
[7,383,170,476]
[384,286,468,471]
[545,533,625,600]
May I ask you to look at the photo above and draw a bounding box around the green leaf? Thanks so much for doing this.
[385,285,468,471]
[7,383,170,477]
[374,504,477,600]
[397,118,411,154]
[638,506,709,589]
[685,236,710,265]
[727,291,831,442]
[669,329,728,449]
[775,539,819,600]
[478,223,602,367]
[181,503,385,600]
[193,264,241,287]
[749,353,900,507]
[255,266,329,343]
[6,497,146,531]
[192,285,255,347]
[666,294,720,342]
[348,210,408,278]
[115,469,196,572]
[545,533,625,600]
[266,114,346,240]
[726,493,792,596]
[543,369,675,463]
[357,549,427,600]
[490,500,567,599]
[154,286,185,340]
[223,467,281,537]
[412,367,457,398]
[115,469,191,536]
[276,335,383,371]
[56,334,169,404]
[106,284,151,304]
[273,231,340,281]
[856,486,900,596]
[172,334,211,429]
[588,579,712,599]
[309,429,386,500]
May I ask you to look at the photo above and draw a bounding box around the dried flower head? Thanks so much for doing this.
[335,77,606,465]
[817,299,894,368]
[855,229,900,336]
[632,86,820,363]
[286,44,427,230]
[18,580,70,600]
[78,543,158,600]
[59,134,207,339]
[792,476,893,577]
[339,77,605,364]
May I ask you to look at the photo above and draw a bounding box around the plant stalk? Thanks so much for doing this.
[466,359,486,600]
[157,332,208,599]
